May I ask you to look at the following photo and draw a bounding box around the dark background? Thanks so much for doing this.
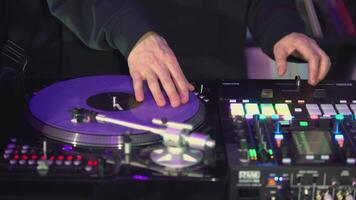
[0,0,355,81]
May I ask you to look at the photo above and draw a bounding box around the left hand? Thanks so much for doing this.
[273,33,331,85]
[128,32,194,108]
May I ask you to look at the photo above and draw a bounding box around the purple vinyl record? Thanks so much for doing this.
[28,75,203,147]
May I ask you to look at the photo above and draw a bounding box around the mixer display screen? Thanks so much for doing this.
[291,130,332,162]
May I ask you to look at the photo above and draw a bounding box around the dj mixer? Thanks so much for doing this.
[219,78,356,200]
[0,75,356,200]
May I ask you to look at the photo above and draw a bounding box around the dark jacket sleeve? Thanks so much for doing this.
[46,0,154,58]
[246,0,306,59]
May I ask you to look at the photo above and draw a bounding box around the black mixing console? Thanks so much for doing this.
[218,78,356,200]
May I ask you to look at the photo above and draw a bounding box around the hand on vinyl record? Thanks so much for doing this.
[273,33,331,86]
[128,32,194,107]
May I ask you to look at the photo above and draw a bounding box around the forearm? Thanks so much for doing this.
[47,0,153,58]
[247,0,306,59]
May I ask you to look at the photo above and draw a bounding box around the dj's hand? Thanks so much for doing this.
[273,33,331,86]
[128,32,194,107]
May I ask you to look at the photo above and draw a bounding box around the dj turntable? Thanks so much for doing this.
[0,75,226,200]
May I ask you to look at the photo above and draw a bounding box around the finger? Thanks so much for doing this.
[187,82,195,91]
[164,56,191,104]
[274,45,289,76]
[146,71,166,107]
[153,64,181,107]
[130,71,144,102]
[311,43,331,82]
[294,42,320,85]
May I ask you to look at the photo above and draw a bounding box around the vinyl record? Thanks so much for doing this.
[28,75,204,147]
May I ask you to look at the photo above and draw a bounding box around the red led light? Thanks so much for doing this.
[310,115,319,120]
[76,155,82,161]
[50,155,55,160]
[93,160,98,166]
[67,155,73,161]
[14,155,20,160]
[337,140,344,148]
[58,155,64,161]
[31,155,38,160]
[41,155,46,160]
[22,155,29,160]
[87,160,93,166]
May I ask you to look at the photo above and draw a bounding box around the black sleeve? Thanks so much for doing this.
[247,0,307,59]
[46,0,154,58]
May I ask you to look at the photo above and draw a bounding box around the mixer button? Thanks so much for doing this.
[230,103,244,117]
[46,160,53,166]
[346,158,355,164]
[320,104,337,116]
[9,159,17,165]
[84,166,93,172]
[73,160,81,166]
[299,121,309,127]
[7,144,16,149]
[282,158,291,164]
[3,154,10,160]
[4,149,13,154]
[306,104,322,116]
[335,104,352,115]
[294,108,302,113]
[284,100,292,104]
[305,155,315,160]
[19,160,26,165]
[275,104,291,117]
[350,104,356,114]
[260,104,275,116]
[22,145,30,150]
[320,155,330,160]
[245,103,260,115]
[64,160,72,166]
[297,100,305,104]
[28,160,36,165]
[55,160,63,166]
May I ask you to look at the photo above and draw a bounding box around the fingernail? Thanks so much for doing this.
[171,99,180,108]
[136,96,143,102]
[180,93,188,103]
[157,99,166,107]
[277,67,281,75]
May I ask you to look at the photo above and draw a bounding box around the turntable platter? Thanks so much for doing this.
[28,75,204,147]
